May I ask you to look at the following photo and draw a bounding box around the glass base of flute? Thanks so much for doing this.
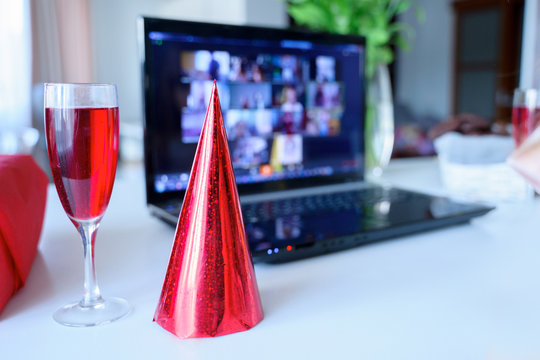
[52,219,131,327]
[54,298,130,327]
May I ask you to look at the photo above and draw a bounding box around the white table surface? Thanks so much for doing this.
[2,157,540,359]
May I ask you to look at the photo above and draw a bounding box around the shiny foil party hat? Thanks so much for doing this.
[154,81,264,338]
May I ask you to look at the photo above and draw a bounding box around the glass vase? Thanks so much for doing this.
[365,64,395,179]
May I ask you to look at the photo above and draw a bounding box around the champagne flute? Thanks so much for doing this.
[44,83,130,326]
[512,88,538,147]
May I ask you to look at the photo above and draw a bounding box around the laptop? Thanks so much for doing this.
[138,17,493,263]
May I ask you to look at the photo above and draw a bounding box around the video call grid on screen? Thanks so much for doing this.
[146,31,365,194]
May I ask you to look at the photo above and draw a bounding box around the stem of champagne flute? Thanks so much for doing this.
[78,220,104,307]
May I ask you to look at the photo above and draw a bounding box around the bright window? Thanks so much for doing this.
[0,0,31,127]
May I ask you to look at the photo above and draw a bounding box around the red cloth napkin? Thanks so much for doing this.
[0,155,48,315]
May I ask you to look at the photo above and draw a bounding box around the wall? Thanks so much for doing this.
[89,0,286,126]
[246,0,287,27]
[395,0,454,120]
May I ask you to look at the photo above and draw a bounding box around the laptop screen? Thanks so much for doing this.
[140,18,365,200]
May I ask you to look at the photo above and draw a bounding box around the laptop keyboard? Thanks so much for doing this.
[164,187,425,223]
[241,187,420,223]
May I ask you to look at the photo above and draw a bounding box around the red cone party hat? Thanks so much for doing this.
[154,81,264,338]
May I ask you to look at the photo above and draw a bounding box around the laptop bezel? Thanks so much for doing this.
[138,17,367,206]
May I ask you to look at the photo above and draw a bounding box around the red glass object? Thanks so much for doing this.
[154,81,264,338]
[512,89,540,148]
[45,107,119,220]
[512,106,537,147]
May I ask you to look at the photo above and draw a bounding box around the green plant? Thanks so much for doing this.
[287,0,424,79]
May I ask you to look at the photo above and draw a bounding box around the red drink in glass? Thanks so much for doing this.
[512,89,539,147]
[45,107,119,221]
[512,106,535,147]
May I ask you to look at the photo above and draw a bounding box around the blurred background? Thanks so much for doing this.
[0,0,536,176]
